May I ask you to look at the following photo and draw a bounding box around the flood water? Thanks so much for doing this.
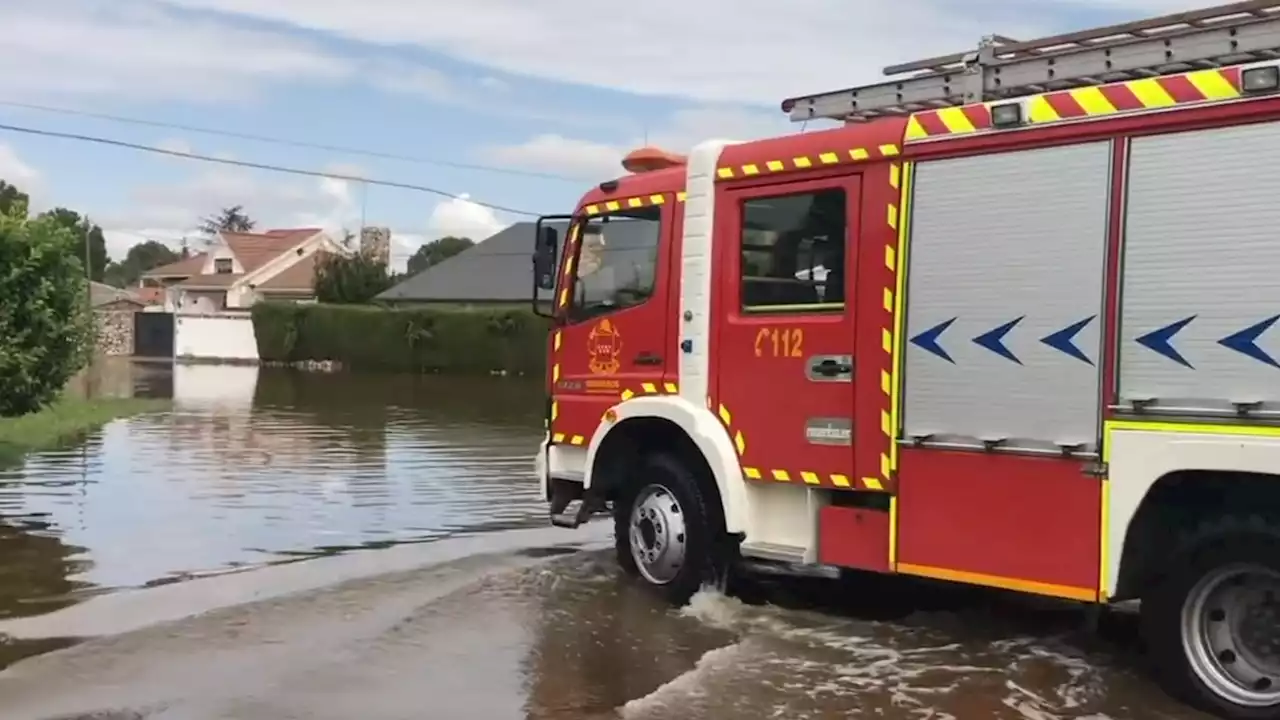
[0,361,1210,719]
[0,362,547,617]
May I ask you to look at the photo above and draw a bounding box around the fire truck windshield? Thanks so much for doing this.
[565,206,661,321]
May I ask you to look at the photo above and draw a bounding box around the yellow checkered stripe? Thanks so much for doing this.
[743,465,856,488]
[560,192,687,307]
[583,191,687,216]
[620,381,678,400]
[548,380,679,447]
[709,401,748,463]
[904,67,1242,141]
[715,145,901,181]
[859,161,910,493]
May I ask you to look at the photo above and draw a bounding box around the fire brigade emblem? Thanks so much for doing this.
[587,318,623,375]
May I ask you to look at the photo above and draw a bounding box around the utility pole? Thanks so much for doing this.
[84,215,95,376]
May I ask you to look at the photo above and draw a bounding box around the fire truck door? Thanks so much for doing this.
[716,177,859,488]
[550,203,674,448]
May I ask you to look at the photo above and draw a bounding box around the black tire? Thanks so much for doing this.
[613,451,729,605]
[1141,516,1280,720]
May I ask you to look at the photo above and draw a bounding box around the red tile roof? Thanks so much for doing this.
[255,250,329,291]
[144,253,207,278]
[222,228,319,273]
[177,273,244,289]
[139,228,322,286]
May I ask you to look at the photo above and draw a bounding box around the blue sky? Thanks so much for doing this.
[0,0,1199,271]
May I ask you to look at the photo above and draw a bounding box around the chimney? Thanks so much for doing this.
[359,226,391,266]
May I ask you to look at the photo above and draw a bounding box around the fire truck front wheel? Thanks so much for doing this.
[1142,517,1280,719]
[614,452,728,605]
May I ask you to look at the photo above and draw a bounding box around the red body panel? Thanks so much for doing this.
[895,448,1100,601]
[547,177,683,447]
[819,506,890,573]
[713,175,860,488]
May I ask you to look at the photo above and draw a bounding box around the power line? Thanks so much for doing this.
[0,121,540,217]
[0,99,588,184]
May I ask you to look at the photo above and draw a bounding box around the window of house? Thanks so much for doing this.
[568,206,661,321]
[214,258,233,274]
[740,189,847,312]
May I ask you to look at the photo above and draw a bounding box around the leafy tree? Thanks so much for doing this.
[103,240,180,287]
[36,207,108,282]
[314,252,393,304]
[406,236,474,276]
[0,200,91,416]
[198,205,256,235]
[0,181,28,218]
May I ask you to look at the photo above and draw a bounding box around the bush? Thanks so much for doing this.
[314,252,393,304]
[0,210,92,416]
[251,303,552,375]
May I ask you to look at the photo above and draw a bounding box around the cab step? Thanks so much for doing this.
[740,541,808,564]
[548,477,603,528]
[550,498,593,528]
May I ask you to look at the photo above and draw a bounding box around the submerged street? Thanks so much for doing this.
[0,363,1211,719]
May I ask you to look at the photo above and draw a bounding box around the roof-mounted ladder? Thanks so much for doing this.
[783,0,1280,123]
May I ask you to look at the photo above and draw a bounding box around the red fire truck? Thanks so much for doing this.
[532,2,1280,716]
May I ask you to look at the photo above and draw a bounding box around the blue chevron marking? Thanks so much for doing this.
[1219,315,1280,368]
[972,316,1024,364]
[1135,315,1196,368]
[910,317,956,363]
[1040,315,1096,365]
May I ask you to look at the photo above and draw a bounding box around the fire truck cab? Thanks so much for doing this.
[532,3,1280,717]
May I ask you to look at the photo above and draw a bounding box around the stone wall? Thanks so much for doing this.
[94,307,136,356]
[360,226,391,266]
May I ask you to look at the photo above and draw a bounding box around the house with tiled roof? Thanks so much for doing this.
[141,228,349,312]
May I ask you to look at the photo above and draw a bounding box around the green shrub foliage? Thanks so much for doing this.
[314,253,394,304]
[251,303,551,375]
[0,208,91,416]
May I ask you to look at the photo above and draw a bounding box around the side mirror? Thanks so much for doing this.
[533,225,558,291]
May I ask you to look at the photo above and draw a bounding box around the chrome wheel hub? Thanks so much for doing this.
[628,484,687,585]
[1182,562,1280,707]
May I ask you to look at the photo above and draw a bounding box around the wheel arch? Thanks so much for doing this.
[1105,425,1280,601]
[1113,468,1280,600]
[583,395,747,534]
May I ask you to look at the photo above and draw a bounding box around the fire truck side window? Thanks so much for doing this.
[568,206,662,322]
[740,189,846,312]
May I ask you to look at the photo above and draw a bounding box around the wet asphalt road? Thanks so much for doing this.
[0,528,1211,720]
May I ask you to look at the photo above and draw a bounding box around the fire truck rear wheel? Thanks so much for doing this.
[614,452,727,605]
[1142,517,1280,719]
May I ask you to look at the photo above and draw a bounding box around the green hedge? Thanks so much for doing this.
[251,303,553,375]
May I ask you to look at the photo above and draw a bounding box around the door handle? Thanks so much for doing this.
[635,352,662,366]
[809,357,853,377]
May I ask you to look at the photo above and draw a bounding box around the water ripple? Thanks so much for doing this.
[0,365,549,617]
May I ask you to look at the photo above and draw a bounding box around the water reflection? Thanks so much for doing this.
[0,363,548,619]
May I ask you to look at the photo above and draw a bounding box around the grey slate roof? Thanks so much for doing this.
[378,222,567,303]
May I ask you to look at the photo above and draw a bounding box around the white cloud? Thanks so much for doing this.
[98,155,367,261]
[480,105,803,178]
[426,194,506,242]
[96,150,508,273]
[0,143,42,202]
[0,0,352,104]
[145,0,1208,104]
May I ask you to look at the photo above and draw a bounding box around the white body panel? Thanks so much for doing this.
[1103,424,1280,596]
[676,139,736,407]
[583,395,749,533]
